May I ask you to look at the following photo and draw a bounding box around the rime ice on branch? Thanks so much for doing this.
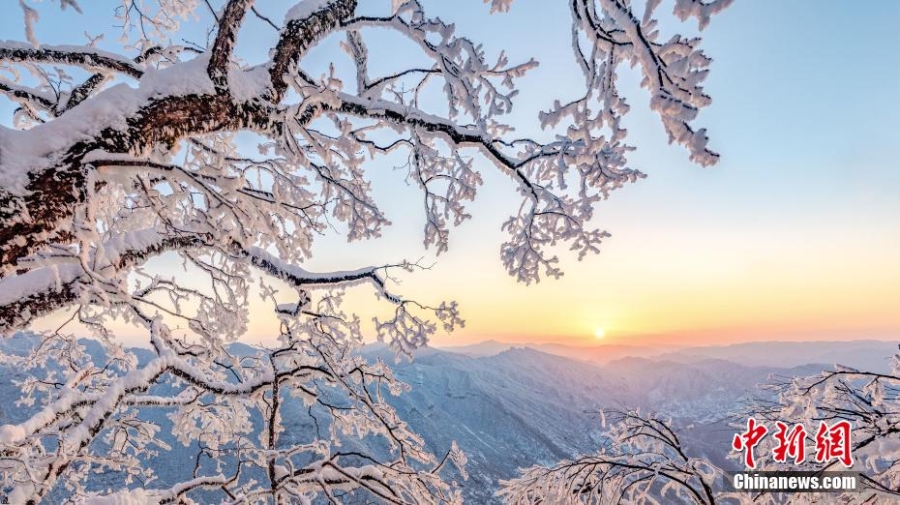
[1,0,729,502]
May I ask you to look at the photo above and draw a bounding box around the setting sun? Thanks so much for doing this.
[594,328,606,339]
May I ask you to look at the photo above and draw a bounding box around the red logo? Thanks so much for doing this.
[814,420,853,468]
[772,421,807,464]
[733,419,853,468]
[732,417,768,469]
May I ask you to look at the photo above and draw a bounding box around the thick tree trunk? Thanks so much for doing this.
[0,95,278,272]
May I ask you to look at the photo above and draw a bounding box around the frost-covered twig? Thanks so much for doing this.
[0,0,735,501]
[499,409,724,504]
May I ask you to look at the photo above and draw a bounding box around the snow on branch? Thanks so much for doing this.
[0,318,466,502]
[268,0,358,101]
[499,409,725,504]
[208,0,255,93]
[505,354,900,504]
[0,0,730,285]
[0,0,735,501]
[735,359,900,500]
[0,42,145,79]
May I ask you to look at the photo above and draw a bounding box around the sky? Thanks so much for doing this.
[3,1,899,349]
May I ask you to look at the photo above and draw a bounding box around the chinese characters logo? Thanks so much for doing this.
[732,418,853,469]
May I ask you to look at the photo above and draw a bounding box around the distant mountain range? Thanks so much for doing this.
[383,345,831,497]
[1,334,896,502]
[439,338,899,372]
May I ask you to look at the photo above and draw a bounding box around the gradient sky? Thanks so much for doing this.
[4,1,899,348]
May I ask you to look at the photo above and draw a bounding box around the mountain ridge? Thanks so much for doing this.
[2,334,896,502]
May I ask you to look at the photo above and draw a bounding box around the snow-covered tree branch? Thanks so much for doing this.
[736,357,900,502]
[500,350,900,504]
[0,0,732,502]
[499,409,727,505]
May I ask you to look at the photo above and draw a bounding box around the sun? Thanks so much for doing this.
[594,328,605,339]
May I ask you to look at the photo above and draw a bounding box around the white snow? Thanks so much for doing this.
[285,0,334,23]
[19,2,41,48]
[228,65,273,102]
[0,41,142,73]
[0,228,169,312]
[81,489,153,505]
[247,246,375,286]
[0,423,26,444]
[0,0,747,501]
[0,53,214,196]
[0,264,81,308]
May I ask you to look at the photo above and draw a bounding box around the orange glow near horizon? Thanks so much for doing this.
[411,206,900,349]
[28,226,900,350]
[28,207,900,351]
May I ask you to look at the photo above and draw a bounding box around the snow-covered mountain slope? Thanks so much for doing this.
[361,346,829,502]
[1,334,890,502]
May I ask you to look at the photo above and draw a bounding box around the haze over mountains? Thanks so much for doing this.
[440,338,899,373]
[1,334,896,502]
